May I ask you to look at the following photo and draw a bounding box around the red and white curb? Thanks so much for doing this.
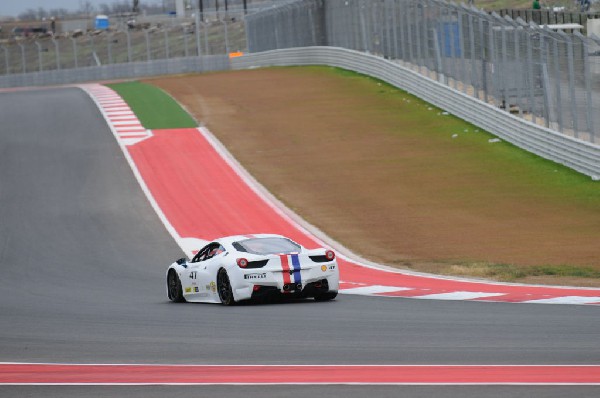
[2,363,600,385]
[79,84,152,146]
[80,83,600,306]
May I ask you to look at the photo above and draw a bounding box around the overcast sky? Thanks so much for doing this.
[1,1,158,17]
[2,1,81,17]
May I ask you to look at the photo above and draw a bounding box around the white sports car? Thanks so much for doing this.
[166,234,340,305]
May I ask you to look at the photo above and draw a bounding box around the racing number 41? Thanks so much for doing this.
[189,272,197,279]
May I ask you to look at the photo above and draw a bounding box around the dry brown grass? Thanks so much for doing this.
[146,67,600,286]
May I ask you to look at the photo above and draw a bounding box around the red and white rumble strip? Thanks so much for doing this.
[80,84,600,306]
[2,363,600,385]
[80,84,152,146]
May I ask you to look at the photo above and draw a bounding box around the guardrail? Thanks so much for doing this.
[232,46,600,180]
[0,55,229,87]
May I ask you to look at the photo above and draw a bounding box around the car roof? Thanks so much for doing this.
[215,234,289,246]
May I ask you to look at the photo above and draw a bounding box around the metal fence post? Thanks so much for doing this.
[195,5,202,56]
[563,32,578,137]
[51,38,60,70]
[500,25,509,109]
[70,37,79,69]
[90,35,101,66]
[576,32,594,140]
[468,13,477,98]
[540,34,551,128]
[183,26,190,57]
[450,10,458,89]
[107,33,113,64]
[18,43,25,74]
[406,2,413,63]
[222,19,230,54]
[390,0,398,60]
[203,22,210,55]
[359,0,368,53]
[145,30,151,61]
[34,41,43,72]
[479,18,488,102]
[552,38,563,133]
[457,10,467,94]
[487,19,496,106]
[2,46,10,75]
[512,23,523,118]
[164,29,170,59]
[125,29,132,63]
[526,29,536,124]
[415,1,423,71]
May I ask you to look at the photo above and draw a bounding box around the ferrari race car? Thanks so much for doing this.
[166,234,339,305]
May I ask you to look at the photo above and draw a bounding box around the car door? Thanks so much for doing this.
[183,242,225,299]
[182,244,213,299]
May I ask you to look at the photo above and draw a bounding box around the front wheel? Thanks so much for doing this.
[314,291,338,302]
[167,270,185,302]
[217,269,236,306]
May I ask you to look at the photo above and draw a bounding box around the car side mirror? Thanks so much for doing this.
[176,258,187,266]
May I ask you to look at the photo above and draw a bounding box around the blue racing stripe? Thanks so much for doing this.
[291,254,302,285]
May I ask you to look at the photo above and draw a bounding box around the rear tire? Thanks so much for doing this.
[217,269,236,306]
[314,291,337,302]
[167,270,185,302]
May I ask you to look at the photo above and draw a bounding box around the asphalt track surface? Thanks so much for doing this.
[1,88,600,397]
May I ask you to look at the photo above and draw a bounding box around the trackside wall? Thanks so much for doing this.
[0,56,229,87]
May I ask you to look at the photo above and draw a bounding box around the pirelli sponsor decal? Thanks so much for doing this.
[244,273,267,280]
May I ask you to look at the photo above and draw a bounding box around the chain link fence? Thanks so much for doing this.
[2,0,600,145]
[0,16,245,88]
[0,19,245,73]
[245,0,600,144]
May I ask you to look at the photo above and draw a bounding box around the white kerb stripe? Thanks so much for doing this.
[118,128,147,133]
[98,99,124,104]
[103,107,131,112]
[414,291,506,301]
[112,121,143,126]
[119,133,149,137]
[106,111,135,116]
[340,285,412,295]
[523,296,600,305]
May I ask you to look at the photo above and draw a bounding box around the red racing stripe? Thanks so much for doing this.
[280,254,292,291]
[2,364,600,384]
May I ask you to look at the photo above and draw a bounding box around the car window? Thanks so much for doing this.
[235,237,301,255]
[192,243,225,263]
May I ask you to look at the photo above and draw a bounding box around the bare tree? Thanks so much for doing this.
[18,8,38,21]
[37,7,49,20]
[111,1,131,14]
[80,1,96,18]
[99,3,112,15]
[49,8,70,19]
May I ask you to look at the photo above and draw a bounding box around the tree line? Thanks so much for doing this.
[12,0,255,21]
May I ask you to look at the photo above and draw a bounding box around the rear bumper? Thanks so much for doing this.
[234,275,339,302]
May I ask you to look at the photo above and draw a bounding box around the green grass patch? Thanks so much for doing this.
[107,81,197,129]
[456,262,600,282]
[310,65,600,207]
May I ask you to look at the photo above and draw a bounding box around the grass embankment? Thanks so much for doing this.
[107,81,197,129]
[318,67,600,285]
[112,69,600,286]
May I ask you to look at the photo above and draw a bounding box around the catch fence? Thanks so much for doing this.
[246,0,600,145]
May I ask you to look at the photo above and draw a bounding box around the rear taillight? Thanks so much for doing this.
[325,250,335,261]
[237,258,249,268]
